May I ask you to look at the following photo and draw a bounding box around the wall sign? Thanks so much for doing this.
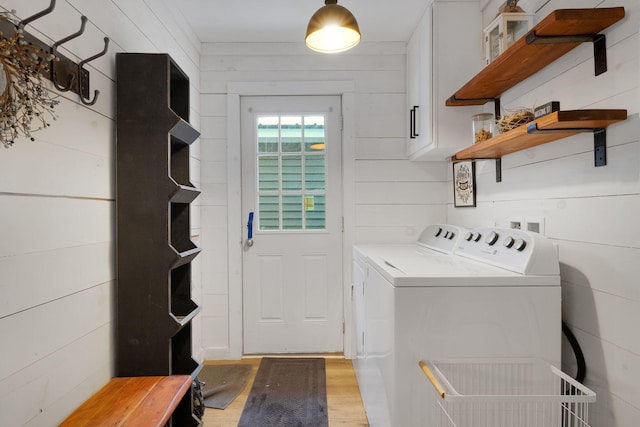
[453,160,476,207]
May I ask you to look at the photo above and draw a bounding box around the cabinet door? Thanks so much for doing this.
[406,7,432,158]
[407,0,483,161]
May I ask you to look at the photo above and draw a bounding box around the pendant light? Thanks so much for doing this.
[305,0,361,53]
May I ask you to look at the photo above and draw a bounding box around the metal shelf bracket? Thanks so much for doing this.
[526,31,608,76]
[448,96,501,118]
[527,123,607,167]
[451,157,503,183]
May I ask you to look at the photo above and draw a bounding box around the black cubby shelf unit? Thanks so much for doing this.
[116,53,201,426]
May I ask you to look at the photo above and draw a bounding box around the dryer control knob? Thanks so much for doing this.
[447,232,455,240]
[514,239,527,251]
[464,232,473,241]
[473,233,482,242]
[435,227,443,237]
[503,236,515,248]
[486,231,499,246]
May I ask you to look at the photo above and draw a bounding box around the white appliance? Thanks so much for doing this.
[352,224,561,427]
[351,224,468,426]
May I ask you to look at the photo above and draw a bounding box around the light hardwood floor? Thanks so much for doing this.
[202,356,370,426]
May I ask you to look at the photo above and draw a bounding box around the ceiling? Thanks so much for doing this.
[167,0,431,44]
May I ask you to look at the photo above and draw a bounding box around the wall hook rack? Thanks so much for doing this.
[0,0,108,103]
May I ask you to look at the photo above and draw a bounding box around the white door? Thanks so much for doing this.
[241,95,343,354]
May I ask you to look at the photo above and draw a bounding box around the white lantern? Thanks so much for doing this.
[484,12,533,64]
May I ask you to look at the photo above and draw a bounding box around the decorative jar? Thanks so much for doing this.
[472,113,496,144]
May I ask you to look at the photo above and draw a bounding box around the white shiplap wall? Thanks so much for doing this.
[0,1,201,425]
[4,0,635,424]
[450,0,640,425]
[199,42,448,358]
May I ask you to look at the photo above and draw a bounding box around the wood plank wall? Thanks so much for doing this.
[450,0,640,425]
[0,1,200,425]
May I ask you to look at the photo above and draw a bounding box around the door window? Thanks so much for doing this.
[256,115,327,231]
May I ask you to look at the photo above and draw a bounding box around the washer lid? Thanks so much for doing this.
[368,253,559,287]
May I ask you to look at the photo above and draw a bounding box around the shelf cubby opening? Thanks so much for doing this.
[169,60,190,122]
[170,202,195,254]
[170,136,191,187]
[171,263,199,319]
[171,323,200,375]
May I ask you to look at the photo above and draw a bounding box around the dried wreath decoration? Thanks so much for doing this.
[0,12,59,148]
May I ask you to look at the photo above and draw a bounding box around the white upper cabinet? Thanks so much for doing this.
[406,0,484,161]
[406,6,430,158]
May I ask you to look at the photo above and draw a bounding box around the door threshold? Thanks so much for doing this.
[242,352,345,359]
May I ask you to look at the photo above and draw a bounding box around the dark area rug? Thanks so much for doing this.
[238,357,328,427]
[199,364,252,409]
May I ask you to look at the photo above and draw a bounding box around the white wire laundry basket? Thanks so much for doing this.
[419,359,596,427]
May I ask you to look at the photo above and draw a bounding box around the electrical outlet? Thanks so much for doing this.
[508,217,523,230]
[525,217,545,235]
[527,222,540,233]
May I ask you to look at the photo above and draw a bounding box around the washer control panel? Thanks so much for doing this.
[416,224,467,254]
[456,227,558,275]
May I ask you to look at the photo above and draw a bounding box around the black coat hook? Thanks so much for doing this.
[18,0,56,30]
[8,1,104,104]
[78,37,110,105]
[51,15,87,92]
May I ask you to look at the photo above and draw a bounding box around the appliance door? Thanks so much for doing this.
[359,262,394,427]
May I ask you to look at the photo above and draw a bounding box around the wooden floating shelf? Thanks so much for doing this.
[446,7,625,106]
[453,109,627,160]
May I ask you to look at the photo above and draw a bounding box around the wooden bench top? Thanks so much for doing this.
[60,375,192,427]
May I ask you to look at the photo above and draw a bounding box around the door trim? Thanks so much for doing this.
[225,81,356,360]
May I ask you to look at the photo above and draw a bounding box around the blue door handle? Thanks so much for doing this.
[246,212,254,247]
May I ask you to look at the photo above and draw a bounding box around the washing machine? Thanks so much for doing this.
[352,224,468,426]
[352,224,467,425]
[352,225,561,427]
